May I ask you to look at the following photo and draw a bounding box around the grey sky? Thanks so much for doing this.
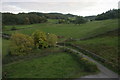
[1,0,119,16]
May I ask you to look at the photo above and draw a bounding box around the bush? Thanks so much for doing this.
[11,26,17,30]
[80,58,98,72]
[9,33,34,56]
[61,47,98,72]
[47,33,58,47]
[74,16,87,24]
[32,30,48,49]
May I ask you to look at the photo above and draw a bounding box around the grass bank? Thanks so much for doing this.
[3,52,98,78]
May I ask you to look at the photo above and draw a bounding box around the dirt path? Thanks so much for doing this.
[58,45,119,78]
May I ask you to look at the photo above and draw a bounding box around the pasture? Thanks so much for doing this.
[2,19,118,57]
[67,30,119,73]
[3,19,118,39]
[2,18,119,78]
[3,51,98,78]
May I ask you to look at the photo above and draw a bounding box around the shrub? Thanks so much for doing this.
[58,19,66,24]
[9,33,34,56]
[74,16,87,24]
[32,30,48,49]
[47,33,58,47]
[80,58,98,72]
[11,26,17,30]
[61,47,98,72]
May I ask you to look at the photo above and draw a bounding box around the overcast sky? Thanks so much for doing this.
[1,0,120,16]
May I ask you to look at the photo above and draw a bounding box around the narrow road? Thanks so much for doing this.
[58,45,119,78]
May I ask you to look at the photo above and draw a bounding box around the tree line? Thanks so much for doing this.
[2,9,119,25]
[95,9,120,20]
[2,13,47,25]
[58,16,87,24]
[2,12,87,25]
[84,9,119,21]
[2,12,76,25]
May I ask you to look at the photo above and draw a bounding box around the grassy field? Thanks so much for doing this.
[3,19,118,39]
[71,37,118,63]
[3,19,118,56]
[3,52,95,78]
[68,30,119,73]
[0,37,2,51]
[2,39,11,57]
[3,19,58,31]
[3,24,37,31]
[2,18,118,77]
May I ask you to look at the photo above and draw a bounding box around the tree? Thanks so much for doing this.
[2,13,18,25]
[24,17,30,24]
[58,19,66,24]
[2,13,48,25]
[47,33,58,47]
[10,33,34,56]
[95,9,119,20]
[74,16,87,24]
[32,30,48,49]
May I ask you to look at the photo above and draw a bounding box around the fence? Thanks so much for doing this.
[65,28,119,42]
[57,43,107,63]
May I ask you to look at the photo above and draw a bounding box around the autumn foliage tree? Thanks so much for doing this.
[9,30,58,56]
[47,33,58,47]
[32,30,48,49]
[9,33,34,56]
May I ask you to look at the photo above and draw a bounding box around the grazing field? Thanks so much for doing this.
[2,18,118,77]
[3,19,118,56]
[3,19,118,39]
[0,37,2,50]
[3,52,96,78]
[2,39,11,57]
[0,37,2,58]
[3,19,118,58]
[68,30,119,73]
[2,7,119,78]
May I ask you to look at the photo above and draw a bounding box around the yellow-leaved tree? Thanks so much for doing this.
[10,33,34,56]
[47,33,58,47]
[32,30,48,49]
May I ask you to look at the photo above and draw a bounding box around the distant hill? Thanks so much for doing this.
[27,12,77,19]
[2,9,119,25]
[84,9,119,21]
[2,12,78,25]
[84,16,96,21]
[95,9,119,20]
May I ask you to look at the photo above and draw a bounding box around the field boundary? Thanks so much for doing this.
[57,43,115,67]
[3,48,62,65]
[57,44,119,78]
[65,28,119,42]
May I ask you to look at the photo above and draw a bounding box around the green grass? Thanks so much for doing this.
[2,19,118,76]
[3,52,94,78]
[47,19,58,24]
[0,37,2,51]
[2,39,11,57]
[3,19,118,62]
[73,36,118,46]
[68,31,119,73]
[3,24,35,31]
[0,37,2,78]
[3,19,118,39]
